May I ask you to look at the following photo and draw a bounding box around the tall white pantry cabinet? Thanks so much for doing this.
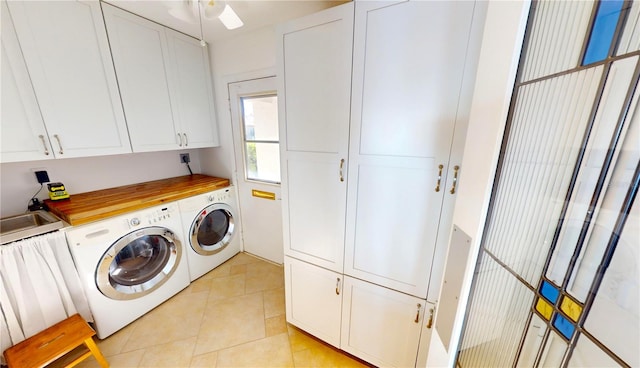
[278,1,485,367]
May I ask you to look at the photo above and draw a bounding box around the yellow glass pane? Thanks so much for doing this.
[560,296,583,322]
[536,298,554,320]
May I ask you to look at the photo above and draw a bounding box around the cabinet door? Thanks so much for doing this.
[1,2,53,163]
[284,256,342,348]
[341,276,432,367]
[278,3,353,273]
[166,31,219,148]
[7,1,131,158]
[344,0,475,298]
[102,3,180,152]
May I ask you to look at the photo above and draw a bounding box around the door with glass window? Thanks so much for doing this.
[229,77,283,263]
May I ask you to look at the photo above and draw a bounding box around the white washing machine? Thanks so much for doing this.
[178,186,241,281]
[65,202,189,339]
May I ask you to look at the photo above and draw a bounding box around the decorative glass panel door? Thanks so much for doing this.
[458,1,639,366]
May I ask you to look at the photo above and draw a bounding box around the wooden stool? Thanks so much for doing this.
[3,314,109,368]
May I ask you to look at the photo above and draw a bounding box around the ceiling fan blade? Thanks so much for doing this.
[202,0,224,19]
[168,0,197,23]
[218,4,243,30]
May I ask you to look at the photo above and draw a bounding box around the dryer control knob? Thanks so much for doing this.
[130,218,141,226]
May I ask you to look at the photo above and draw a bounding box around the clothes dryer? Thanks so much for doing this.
[178,186,241,281]
[64,202,189,339]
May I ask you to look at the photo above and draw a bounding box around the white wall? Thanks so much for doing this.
[427,1,531,367]
[0,149,202,217]
[199,25,278,183]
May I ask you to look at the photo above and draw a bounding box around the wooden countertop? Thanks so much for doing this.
[44,174,230,226]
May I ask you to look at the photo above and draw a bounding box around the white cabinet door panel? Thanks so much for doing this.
[7,1,131,158]
[283,154,347,272]
[355,1,473,159]
[346,0,476,299]
[280,7,353,154]
[279,3,354,273]
[102,3,179,152]
[345,157,440,297]
[284,257,342,348]
[341,276,428,367]
[1,2,52,162]
[167,32,219,148]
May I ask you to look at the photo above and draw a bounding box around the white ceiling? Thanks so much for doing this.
[103,0,349,42]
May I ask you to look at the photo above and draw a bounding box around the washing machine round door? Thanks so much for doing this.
[96,226,182,300]
[190,203,235,255]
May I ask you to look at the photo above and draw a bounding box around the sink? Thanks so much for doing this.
[1,211,65,245]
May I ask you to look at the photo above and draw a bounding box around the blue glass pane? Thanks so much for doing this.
[583,0,625,65]
[540,280,560,303]
[553,314,576,340]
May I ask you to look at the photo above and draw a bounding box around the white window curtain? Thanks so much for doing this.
[0,231,92,362]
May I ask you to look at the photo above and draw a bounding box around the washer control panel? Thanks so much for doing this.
[126,204,176,228]
[207,189,231,203]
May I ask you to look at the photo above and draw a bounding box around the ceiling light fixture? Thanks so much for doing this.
[168,0,243,33]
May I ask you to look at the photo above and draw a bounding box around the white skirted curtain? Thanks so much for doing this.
[0,231,92,362]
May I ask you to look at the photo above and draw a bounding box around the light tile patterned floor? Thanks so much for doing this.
[77,253,371,368]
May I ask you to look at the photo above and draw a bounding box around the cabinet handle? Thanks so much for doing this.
[177,133,183,147]
[426,307,434,329]
[336,278,341,295]
[450,165,460,194]
[435,164,443,192]
[183,133,188,147]
[53,134,64,155]
[415,303,422,323]
[39,135,50,156]
[339,159,345,182]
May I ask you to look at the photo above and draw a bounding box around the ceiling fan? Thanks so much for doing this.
[168,0,244,31]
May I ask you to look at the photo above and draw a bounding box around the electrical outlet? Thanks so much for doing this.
[34,170,50,184]
[180,153,190,164]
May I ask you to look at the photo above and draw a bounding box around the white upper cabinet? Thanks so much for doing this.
[344,0,476,299]
[7,0,131,159]
[101,4,178,152]
[102,4,219,152]
[166,31,219,149]
[278,3,354,273]
[1,2,53,163]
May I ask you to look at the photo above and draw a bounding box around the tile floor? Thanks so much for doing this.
[77,252,371,368]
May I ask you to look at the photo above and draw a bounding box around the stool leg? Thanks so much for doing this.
[83,338,109,368]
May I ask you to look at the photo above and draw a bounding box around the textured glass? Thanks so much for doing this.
[538,332,569,366]
[546,57,638,286]
[541,280,560,303]
[616,1,640,55]
[458,256,533,367]
[583,0,624,65]
[536,298,554,320]
[483,67,602,285]
[584,199,639,366]
[567,96,640,301]
[516,314,547,367]
[521,0,594,82]
[569,334,623,367]
[560,296,582,322]
[553,314,575,339]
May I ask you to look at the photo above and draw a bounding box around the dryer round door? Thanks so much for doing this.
[190,203,235,255]
[96,226,182,300]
